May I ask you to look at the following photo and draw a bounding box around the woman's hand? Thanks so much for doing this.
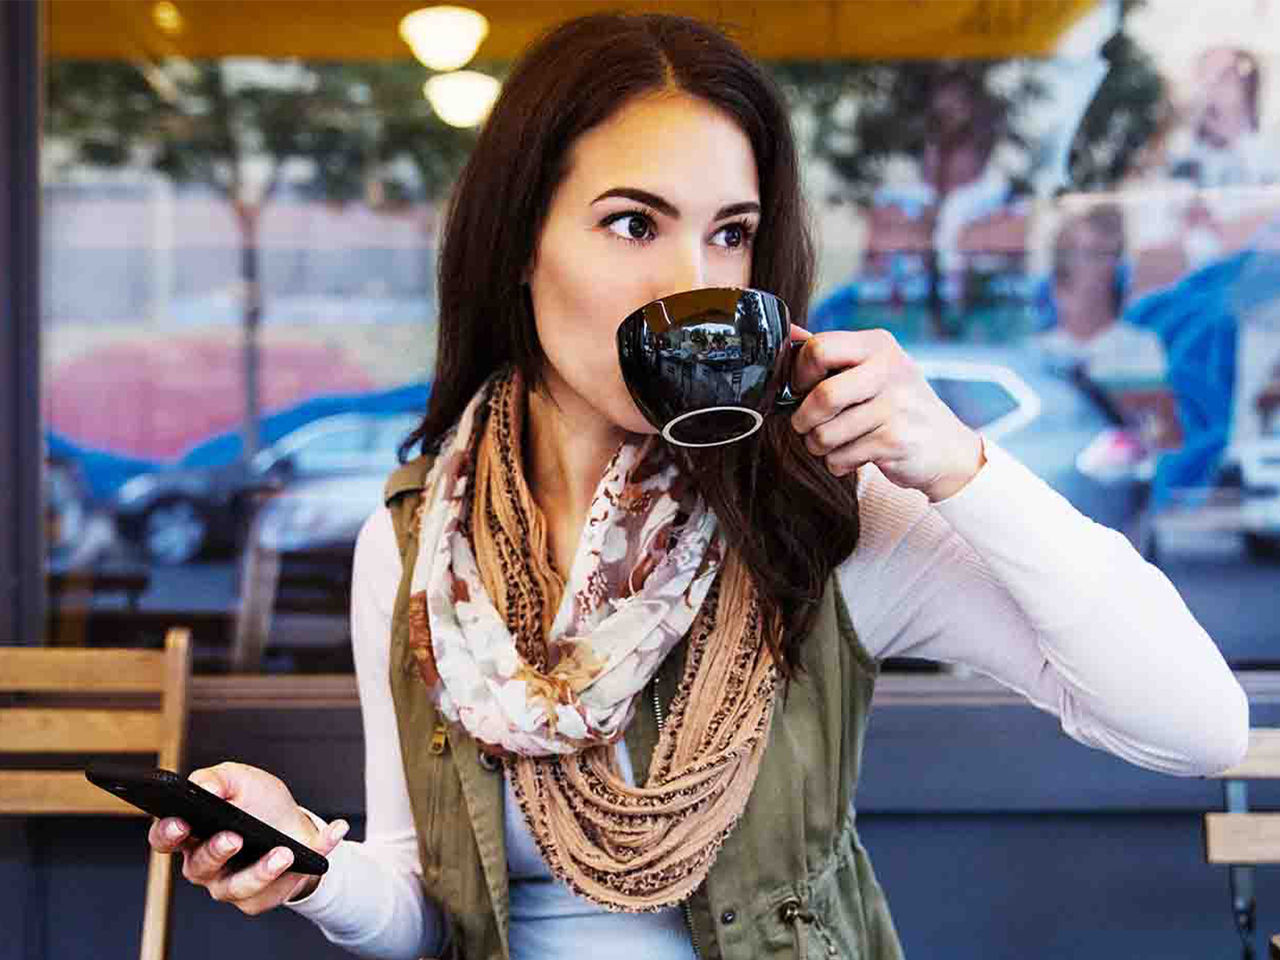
[146,761,350,914]
[788,325,985,501]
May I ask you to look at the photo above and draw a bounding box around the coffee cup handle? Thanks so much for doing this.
[773,334,808,411]
[774,382,803,410]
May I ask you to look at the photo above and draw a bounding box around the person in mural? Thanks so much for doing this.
[915,68,1019,282]
[145,14,1245,960]
[1037,203,1165,380]
[1164,47,1277,190]
[814,63,1031,341]
[1035,203,1183,453]
[1130,45,1280,283]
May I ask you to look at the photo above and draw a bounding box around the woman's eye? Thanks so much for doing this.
[606,213,655,242]
[713,222,754,250]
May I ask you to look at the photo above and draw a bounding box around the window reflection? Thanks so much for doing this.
[42,19,476,670]
[37,1,1280,674]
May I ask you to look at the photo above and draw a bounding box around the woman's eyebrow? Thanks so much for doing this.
[591,187,760,221]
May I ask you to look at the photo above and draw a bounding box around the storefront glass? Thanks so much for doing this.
[38,0,1280,672]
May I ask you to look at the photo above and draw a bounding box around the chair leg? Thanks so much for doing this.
[139,848,175,960]
[1233,864,1257,960]
[1226,781,1256,960]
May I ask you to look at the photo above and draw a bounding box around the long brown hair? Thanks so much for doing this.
[401,12,859,675]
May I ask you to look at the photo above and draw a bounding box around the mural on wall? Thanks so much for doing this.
[787,0,1280,575]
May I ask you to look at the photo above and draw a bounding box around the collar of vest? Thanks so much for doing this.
[383,454,434,507]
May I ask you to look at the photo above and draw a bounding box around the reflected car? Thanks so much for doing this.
[46,454,128,568]
[113,412,420,565]
[253,346,1152,608]
[911,344,1150,542]
[253,472,389,614]
[1239,435,1280,558]
[46,458,86,553]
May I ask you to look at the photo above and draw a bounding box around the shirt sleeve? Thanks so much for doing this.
[285,507,446,959]
[837,439,1249,777]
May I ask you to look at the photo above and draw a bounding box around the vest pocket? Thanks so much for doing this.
[804,838,872,960]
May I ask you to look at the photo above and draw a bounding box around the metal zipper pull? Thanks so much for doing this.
[780,899,837,958]
[429,719,449,755]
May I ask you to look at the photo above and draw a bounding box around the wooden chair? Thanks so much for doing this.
[0,627,192,960]
[1205,729,1280,960]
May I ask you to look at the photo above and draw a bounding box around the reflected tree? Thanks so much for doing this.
[1065,1,1165,189]
[776,59,1048,337]
[45,58,479,459]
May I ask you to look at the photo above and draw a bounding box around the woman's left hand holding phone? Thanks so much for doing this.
[146,761,350,913]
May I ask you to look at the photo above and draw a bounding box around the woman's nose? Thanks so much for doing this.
[649,239,709,301]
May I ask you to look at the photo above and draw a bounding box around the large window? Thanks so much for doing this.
[35,0,1280,673]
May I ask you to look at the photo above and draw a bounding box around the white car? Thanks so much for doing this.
[1147,434,1280,562]
[1240,435,1280,557]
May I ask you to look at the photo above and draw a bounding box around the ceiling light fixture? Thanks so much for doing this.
[399,5,489,71]
[423,70,501,128]
[151,1,183,36]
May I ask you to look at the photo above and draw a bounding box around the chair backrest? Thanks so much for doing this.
[1205,729,1280,960]
[1206,730,1280,866]
[0,627,192,960]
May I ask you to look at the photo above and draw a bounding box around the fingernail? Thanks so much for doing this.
[329,821,350,843]
[166,821,185,841]
[217,834,240,855]
[269,849,293,872]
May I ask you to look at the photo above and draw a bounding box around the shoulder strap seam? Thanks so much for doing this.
[383,454,433,506]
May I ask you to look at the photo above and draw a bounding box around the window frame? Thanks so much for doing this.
[1,0,44,645]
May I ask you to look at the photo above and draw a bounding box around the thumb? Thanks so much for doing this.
[789,323,813,343]
[188,768,227,799]
[316,819,351,854]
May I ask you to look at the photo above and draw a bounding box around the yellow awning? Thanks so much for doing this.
[48,0,1098,62]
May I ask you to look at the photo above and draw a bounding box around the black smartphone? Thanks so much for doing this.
[84,761,329,876]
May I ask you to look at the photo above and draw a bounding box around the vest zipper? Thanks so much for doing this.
[652,680,702,960]
[421,718,450,879]
[429,719,449,755]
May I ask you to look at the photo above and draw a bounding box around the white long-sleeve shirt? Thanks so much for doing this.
[286,440,1248,958]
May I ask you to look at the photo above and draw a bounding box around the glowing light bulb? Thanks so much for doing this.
[152,1,183,35]
[399,6,489,72]
[424,71,500,128]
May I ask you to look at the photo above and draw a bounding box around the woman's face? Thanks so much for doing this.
[1053,217,1121,334]
[526,91,760,434]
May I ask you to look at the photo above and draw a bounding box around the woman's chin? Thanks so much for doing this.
[618,401,662,437]
[618,413,660,438]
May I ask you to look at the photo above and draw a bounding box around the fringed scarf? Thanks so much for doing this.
[406,367,778,911]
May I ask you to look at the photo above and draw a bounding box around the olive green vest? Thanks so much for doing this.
[383,456,904,960]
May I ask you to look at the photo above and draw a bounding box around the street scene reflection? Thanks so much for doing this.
[39,0,1280,673]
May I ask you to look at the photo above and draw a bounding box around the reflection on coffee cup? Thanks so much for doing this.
[616,287,803,447]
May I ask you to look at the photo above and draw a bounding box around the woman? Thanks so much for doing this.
[1036,204,1168,381]
[148,13,1247,959]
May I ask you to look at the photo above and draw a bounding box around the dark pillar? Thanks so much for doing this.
[0,0,44,645]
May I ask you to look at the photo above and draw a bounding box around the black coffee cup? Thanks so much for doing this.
[616,287,804,447]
